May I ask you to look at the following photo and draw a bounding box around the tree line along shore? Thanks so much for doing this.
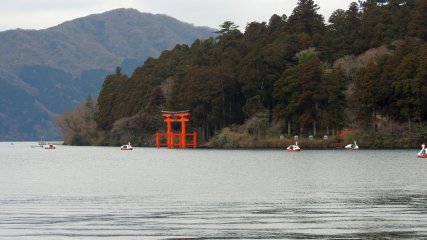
[55,0,427,148]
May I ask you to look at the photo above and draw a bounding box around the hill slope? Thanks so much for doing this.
[0,8,215,140]
[67,0,427,148]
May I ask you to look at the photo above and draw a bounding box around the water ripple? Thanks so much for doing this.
[0,193,426,239]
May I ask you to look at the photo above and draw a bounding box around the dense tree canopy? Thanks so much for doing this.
[57,0,427,146]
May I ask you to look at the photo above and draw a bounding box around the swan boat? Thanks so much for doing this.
[345,141,359,150]
[44,143,56,149]
[287,142,301,152]
[121,142,133,150]
[418,144,427,158]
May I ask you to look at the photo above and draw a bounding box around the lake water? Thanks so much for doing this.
[1,142,426,239]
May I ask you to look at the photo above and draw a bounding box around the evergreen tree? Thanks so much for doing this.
[287,0,326,48]
[320,69,347,134]
[215,21,240,36]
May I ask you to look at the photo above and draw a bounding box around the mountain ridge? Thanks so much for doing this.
[0,8,216,140]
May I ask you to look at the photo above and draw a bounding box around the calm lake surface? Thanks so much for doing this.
[1,142,426,239]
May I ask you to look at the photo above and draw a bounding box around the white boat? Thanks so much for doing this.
[418,143,427,158]
[44,143,56,149]
[345,141,359,150]
[121,142,133,150]
[287,141,301,152]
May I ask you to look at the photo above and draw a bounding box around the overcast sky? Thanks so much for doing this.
[0,0,356,32]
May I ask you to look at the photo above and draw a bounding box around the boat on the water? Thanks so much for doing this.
[121,142,133,150]
[44,143,56,149]
[287,142,300,152]
[418,143,427,158]
[345,141,359,150]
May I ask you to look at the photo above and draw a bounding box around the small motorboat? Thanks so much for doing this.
[345,141,359,150]
[287,141,301,152]
[44,143,56,149]
[121,142,133,150]
[417,143,427,158]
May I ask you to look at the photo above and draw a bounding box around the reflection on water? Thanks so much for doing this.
[0,143,426,239]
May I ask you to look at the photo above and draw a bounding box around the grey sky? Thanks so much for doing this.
[0,0,356,31]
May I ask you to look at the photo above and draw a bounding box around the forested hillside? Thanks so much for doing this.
[57,0,427,148]
[0,8,214,140]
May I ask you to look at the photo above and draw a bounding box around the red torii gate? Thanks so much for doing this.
[155,110,197,149]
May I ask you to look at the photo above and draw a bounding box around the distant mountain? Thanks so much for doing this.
[0,8,215,140]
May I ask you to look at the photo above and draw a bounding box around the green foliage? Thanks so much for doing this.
[273,52,326,132]
[287,0,325,39]
[320,68,347,129]
[216,21,240,35]
[95,70,132,130]
[243,95,267,118]
[273,67,300,122]
[58,0,427,147]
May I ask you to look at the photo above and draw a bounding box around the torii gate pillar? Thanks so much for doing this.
[156,111,197,149]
